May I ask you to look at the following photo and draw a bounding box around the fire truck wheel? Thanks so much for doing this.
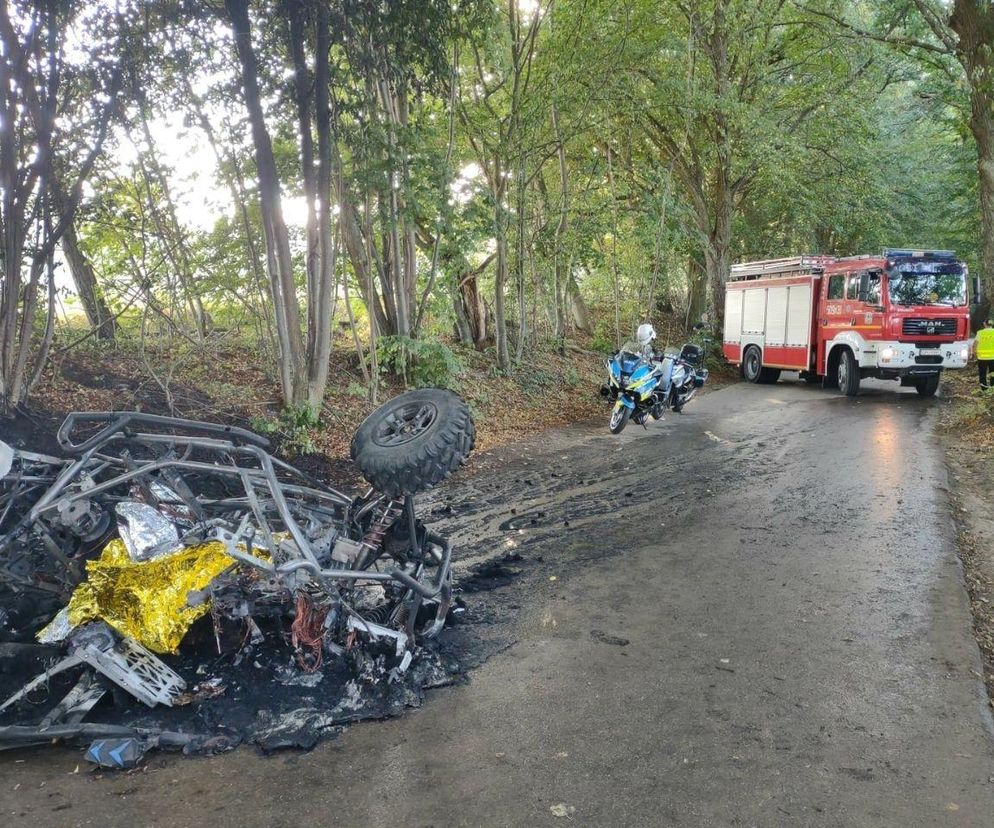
[742,346,763,383]
[836,348,860,397]
[915,374,940,397]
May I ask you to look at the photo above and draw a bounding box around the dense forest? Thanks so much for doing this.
[1,0,992,418]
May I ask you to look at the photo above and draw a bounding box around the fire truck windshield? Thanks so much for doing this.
[887,263,967,307]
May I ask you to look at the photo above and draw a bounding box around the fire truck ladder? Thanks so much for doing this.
[729,255,836,282]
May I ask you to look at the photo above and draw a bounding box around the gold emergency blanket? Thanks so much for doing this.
[62,539,235,654]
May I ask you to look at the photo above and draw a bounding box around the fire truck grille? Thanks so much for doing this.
[914,355,943,365]
[902,318,957,336]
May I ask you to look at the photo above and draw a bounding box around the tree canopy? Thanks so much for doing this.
[0,0,989,414]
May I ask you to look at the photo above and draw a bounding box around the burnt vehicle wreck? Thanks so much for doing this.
[0,389,475,763]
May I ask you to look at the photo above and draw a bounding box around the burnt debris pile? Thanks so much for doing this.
[0,389,475,766]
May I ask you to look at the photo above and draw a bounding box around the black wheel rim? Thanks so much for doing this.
[745,350,759,380]
[372,401,438,447]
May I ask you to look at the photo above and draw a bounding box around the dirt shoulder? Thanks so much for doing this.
[2,336,736,488]
[940,370,994,705]
[1,339,610,486]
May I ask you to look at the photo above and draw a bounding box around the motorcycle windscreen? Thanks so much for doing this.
[618,349,644,375]
[656,357,675,390]
[608,357,621,383]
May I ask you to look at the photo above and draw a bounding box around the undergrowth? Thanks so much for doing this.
[250,404,321,455]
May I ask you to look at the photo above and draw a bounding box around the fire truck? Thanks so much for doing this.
[722,249,978,396]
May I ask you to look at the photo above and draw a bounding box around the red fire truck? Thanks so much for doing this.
[722,249,978,396]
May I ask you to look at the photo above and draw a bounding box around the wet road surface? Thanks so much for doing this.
[4,377,994,826]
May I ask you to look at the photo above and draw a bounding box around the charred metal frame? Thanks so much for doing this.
[0,412,453,643]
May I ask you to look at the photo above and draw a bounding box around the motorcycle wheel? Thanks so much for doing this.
[675,387,696,412]
[609,405,629,434]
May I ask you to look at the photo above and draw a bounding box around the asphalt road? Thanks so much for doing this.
[4,377,994,826]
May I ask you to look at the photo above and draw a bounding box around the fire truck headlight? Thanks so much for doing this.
[961,347,969,360]
[880,346,895,362]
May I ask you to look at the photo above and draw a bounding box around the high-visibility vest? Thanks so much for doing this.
[977,328,994,360]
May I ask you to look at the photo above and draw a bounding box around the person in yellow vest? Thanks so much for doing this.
[976,319,994,389]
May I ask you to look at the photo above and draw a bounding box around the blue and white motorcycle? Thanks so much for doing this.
[600,324,709,434]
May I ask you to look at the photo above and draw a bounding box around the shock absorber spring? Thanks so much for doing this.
[360,499,404,552]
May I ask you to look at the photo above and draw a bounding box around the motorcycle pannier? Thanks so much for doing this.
[679,343,705,366]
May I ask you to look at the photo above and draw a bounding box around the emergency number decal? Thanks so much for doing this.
[826,304,842,314]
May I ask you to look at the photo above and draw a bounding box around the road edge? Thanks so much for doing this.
[942,427,994,738]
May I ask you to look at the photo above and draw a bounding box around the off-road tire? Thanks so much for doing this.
[351,389,475,497]
[915,374,940,397]
[837,348,860,397]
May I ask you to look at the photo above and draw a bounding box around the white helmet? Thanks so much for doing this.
[636,323,657,346]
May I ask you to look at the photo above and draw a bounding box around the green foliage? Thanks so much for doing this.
[250,404,320,456]
[39,0,993,416]
[376,335,463,389]
[590,320,618,355]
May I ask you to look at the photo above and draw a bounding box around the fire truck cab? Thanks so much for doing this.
[723,249,975,397]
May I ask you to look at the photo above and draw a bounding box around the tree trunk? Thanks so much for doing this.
[306,2,337,410]
[452,276,474,345]
[606,145,621,347]
[567,273,592,334]
[285,0,320,366]
[494,194,511,370]
[921,0,994,321]
[226,0,306,406]
[454,254,493,350]
[971,96,994,321]
[461,276,488,349]
[551,104,568,340]
[377,74,413,342]
[339,194,390,335]
[705,195,732,322]
[514,151,528,362]
[183,81,274,351]
[686,254,707,327]
[62,221,116,340]
[0,1,118,411]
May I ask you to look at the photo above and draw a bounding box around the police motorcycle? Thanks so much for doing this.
[600,323,709,434]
